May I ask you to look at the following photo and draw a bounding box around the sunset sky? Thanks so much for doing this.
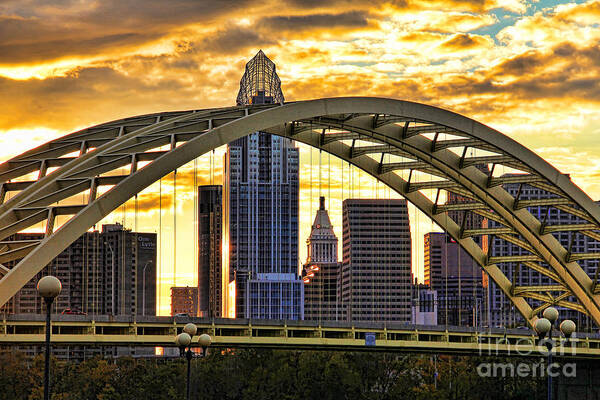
[1,0,600,314]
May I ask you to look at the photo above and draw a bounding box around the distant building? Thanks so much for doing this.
[224,50,303,320]
[488,176,600,329]
[302,197,342,321]
[341,199,412,322]
[170,286,199,316]
[198,185,222,318]
[411,283,438,325]
[0,223,157,359]
[424,232,484,327]
[2,223,156,317]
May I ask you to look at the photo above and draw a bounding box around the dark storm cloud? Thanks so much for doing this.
[0,32,160,64]
[280,0,501,11]
[200,26,278,54]
[259,11,372,31]
[0,0,256,64]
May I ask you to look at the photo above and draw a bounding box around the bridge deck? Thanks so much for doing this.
[2,315,600,358]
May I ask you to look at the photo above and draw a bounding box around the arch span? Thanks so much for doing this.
[0,97,599,327]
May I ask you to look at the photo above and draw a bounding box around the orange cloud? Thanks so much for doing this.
[437,33,493,51]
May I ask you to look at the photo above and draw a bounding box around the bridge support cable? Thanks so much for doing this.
[0,98,598,327]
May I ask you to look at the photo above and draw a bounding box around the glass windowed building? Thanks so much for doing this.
[223,50,303,320]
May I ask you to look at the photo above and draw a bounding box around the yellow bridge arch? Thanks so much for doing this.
[0,97,599,326]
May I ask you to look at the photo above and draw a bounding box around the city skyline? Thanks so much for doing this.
[1,1,599,315]
[2,2,600,397]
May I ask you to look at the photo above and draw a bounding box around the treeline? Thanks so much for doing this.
[0,350,546,399]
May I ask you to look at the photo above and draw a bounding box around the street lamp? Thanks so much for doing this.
[175,323,211,400]
[104,241,116,315]
[37,275,62,400]
[533,307,576,400]
[142,260,152,316]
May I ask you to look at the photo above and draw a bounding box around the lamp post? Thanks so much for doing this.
[105,241,116,315]
[533,307,576,400]
[37,275,62,400]
[175,323,211,400]
[142,260,152,316]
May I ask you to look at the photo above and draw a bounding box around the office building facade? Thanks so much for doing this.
[424,232,485,327]
[223,50,303,320]
[341,199,412,322]
[198,185,222,317]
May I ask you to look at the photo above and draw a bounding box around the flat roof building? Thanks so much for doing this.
[341,199,412,323]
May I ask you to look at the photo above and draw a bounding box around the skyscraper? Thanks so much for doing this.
[198,185,222,318]
[341,199,412,322]
[302,197,342,321]
[223,50,303,320]
[423,232,484,327]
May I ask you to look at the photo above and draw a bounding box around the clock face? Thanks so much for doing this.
[316,224,321,228]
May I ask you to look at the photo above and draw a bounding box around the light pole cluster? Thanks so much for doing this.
[533,306,576,400]
[175,323,212,400]
[37,275,62,400]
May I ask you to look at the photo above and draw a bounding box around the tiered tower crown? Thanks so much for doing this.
[236,50,284,106]
[307,197,338,264]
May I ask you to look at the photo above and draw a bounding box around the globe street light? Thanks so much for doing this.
[175,323,211,400]
[533,307,576,400]
[37,275,62,400]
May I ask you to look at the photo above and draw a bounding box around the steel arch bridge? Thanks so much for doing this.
[0,97,599,327]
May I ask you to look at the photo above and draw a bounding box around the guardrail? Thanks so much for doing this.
[2,315,599,358]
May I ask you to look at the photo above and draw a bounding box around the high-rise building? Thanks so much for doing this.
[170,286,199,316]
[1,223,156,317]
[198,185,222,318]
[102,223,156,317]
[302,197,342,321]
[223,50,303,320]
[488,176,599,330]
[0,223,157,359]
[341,199,412,322]
[423,232,484,327]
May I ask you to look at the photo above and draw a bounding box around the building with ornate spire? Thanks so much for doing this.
[302,197,342,321]
[223,50,303,320]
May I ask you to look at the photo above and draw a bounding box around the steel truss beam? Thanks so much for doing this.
[0,98,599,328]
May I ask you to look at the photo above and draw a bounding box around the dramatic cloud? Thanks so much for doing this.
[437,33,493,51]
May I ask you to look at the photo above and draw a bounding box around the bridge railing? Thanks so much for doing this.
[2,315,599,358]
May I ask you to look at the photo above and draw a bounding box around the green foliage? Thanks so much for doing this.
[0,349,548,400]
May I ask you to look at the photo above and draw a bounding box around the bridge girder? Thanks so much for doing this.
[0,98,599,327]
[2,316,599,358]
